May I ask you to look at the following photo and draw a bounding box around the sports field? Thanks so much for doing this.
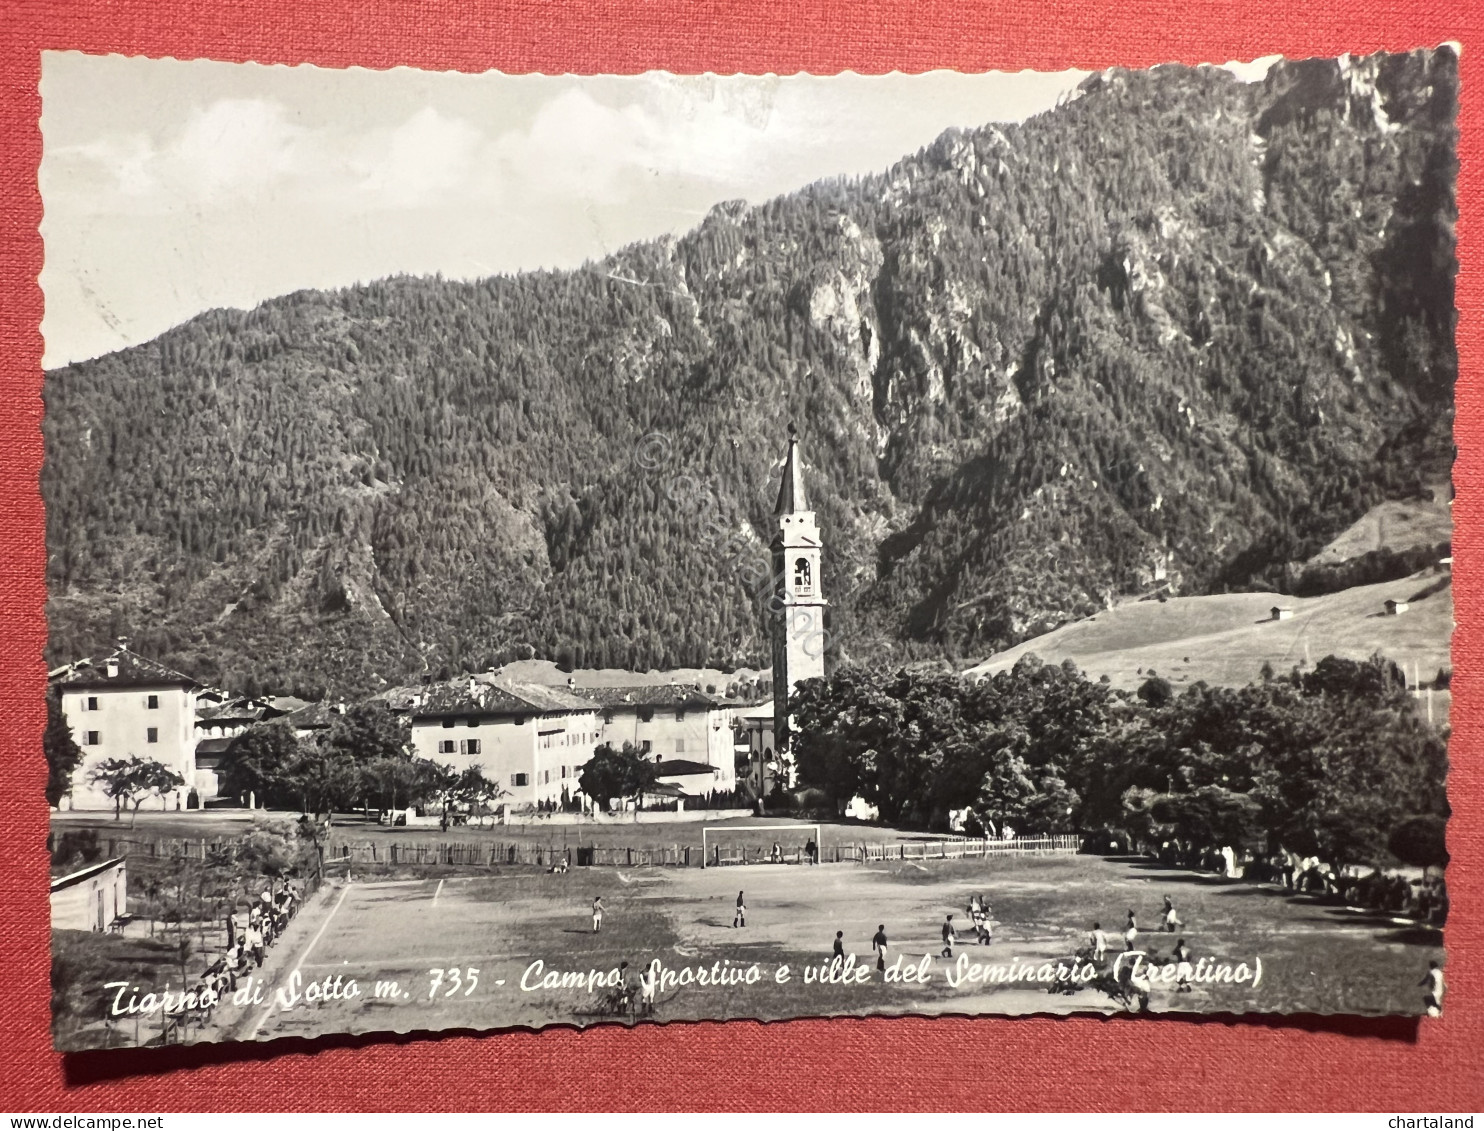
[214,850,1441,1043]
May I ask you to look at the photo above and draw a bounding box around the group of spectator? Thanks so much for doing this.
[189,882,304,1026]
[1100,835,1448,926]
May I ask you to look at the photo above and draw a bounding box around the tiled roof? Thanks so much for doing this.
[50,858,126,891]
[383,676,596,720]
[503,680,599,713]
[49,648,201,690]
[197,703,268,724]
[195,736,236,756]
[283,702,345,730]
[653,759,718,778]
[573,685,719,710]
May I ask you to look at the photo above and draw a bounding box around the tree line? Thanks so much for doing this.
[790,652,1449,874]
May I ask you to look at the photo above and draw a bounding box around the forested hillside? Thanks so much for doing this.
[42,49,1458,698]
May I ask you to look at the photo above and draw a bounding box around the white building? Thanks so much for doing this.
[50,646,201,811]
[389,676,602,810]
[193,695,302,802]
[732,698,786,799]
[573,685,736,796]
[50,858,127,932]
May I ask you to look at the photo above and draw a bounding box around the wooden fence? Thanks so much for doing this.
[321,833,1082,870]
[857,834,1080,862]
[51,832,239,864]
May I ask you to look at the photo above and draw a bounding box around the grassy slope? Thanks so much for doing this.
[1306,484,1453,567]
[963,570,1454,695]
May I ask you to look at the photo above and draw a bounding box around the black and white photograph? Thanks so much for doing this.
[39,47,1457,1051]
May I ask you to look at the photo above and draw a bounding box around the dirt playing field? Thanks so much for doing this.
[211,851,1442,1044]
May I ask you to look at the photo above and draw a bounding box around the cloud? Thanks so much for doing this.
[47,98,491,214]
[168,98,304,195]
[487,79,781,204]
[353,107,484,208]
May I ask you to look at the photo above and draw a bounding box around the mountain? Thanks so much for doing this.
[41,49,1459,699]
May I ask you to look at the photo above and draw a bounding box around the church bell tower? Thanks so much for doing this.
[771,423,827,753]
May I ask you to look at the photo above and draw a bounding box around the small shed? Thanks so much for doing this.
[1271,606,1294,621]
[50,858,127,932]
[1385,599,1410,616]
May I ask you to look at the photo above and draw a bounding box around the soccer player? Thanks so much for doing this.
[872,924,889,972]
[941,914,957,959]
[733,891,747,928]
[592,895,604,933]
[639,959,659,1017]
[833,931,845,959]
[1124,909,1139,951]
[1089,921,1107,963]
[617,961,634,1015]
[1122,958,1152,1012]
[1420,960,1445,1017]
[1162,895,1182,933]
[1173,938,1193,993]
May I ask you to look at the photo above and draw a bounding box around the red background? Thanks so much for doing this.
[2,0,1481,1112]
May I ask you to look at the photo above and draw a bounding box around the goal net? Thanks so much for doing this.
[701,823,823,868]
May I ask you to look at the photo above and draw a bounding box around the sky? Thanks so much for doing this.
[39,53,1279,369]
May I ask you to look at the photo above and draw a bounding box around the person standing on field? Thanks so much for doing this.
[639,959,659,1017]
[1124,909,1139,951]
[733,890,746,928]
[941,914,957,959]
[1173,938,1194,993]
[832,931,845,960]
[1089,921,1108,963]
[872,924,889,972]
[1162,895,1182,933]
[1421,960,1445,1016]
[592,895,604,933]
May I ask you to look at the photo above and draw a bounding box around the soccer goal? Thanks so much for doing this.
[701,824,822,868]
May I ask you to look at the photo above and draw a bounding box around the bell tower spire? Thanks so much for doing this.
[770,423,826,760]
[774,422,809,516]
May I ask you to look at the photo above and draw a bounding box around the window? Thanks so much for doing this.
[514,715,527,726]
[795,556,812,592]
[438,740,456,755]
[638,708,654,723]
[511,773,529,787]
[146,727,158,744]
[601,711,614,725]
[640,740,652,754]
[542,770,551,784]
[146,694,159,710]
[675,710,685,722]
[467,718,479,728]
[462,739,481,757]
[675,738,686,753]
[561,765,568,779]
[84,731,100,746]
[442,719,455,729]
[85,696,98,711]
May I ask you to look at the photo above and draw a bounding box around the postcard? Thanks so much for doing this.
[39,47,1456,1051]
